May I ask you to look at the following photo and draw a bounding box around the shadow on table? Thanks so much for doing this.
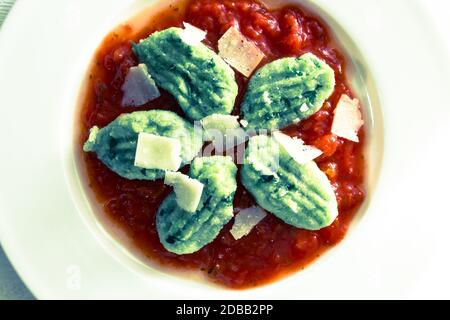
[0,246,35,300]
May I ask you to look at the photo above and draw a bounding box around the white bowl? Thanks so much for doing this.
[1,0,450,299]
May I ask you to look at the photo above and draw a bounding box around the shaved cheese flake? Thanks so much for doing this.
[180,22,207,46]
[247,140,280,177]
[134,133,182,171]
[212,128,248,153]
[331,94,364,142]
[201,114,240,139]
[200,114,248,152]
[231,206,267,240]
[273,131,322,164]
[218,26,265,77]
[121,64,160,107]
[165,171,204,213]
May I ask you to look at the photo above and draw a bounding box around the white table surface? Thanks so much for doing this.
[0,0,449,300]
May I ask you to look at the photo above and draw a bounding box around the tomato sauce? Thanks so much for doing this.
[78,0,366,289]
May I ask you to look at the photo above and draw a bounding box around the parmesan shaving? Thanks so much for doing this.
[164,171,204,213]
[273,131,322,164]
[200,114,248,152]
[230,206,267,240]
[218,26,265,77]
[121,64,160,107]
[201,114,240,139]
[180,22,207,46]
[331,94,364,142]
[134,133,182,171]
[212,128,248,153]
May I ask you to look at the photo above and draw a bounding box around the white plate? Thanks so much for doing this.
[1,0,450,299]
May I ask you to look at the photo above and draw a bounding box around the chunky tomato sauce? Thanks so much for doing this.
[79,0,366,289]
